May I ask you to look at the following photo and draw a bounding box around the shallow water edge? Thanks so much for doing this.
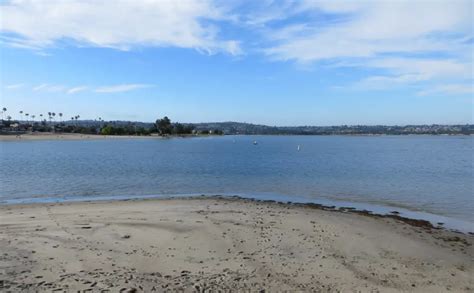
[2,192,472,234]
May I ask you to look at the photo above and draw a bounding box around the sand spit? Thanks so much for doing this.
[0,197,472,292]
[0,133,161,141]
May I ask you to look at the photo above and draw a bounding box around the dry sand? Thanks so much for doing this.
[0,197,472,292]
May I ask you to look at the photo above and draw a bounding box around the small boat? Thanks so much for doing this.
[253,140,258,145]
[297,145,301,151]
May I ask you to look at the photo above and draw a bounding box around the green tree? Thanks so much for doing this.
[173,123,185,135]
[156,116,172,135]
[100,125,114,135]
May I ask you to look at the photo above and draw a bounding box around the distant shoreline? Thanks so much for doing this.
[0,132,160,141]
[0,132,472,141]
[0,132,222,141]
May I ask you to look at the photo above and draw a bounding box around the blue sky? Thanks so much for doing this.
[0,0,472,125]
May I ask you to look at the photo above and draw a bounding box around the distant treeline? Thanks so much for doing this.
[0,116,224,136]
[186,122,474,135]
[2,115,472,136]
[93,121,473,136]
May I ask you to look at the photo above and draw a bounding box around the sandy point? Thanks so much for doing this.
[0,197,472,292]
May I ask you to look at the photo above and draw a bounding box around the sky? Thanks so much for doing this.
[0,0,472,126]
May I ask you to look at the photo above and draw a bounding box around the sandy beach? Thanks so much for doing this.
[0,133,161,141]
[0,197,472,292]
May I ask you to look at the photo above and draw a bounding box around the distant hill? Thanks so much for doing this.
[185,122,473,135]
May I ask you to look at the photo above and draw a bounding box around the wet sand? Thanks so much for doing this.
[0,197,472,292]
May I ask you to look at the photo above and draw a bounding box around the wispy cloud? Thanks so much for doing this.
[33,84,49,91]
[352,58,472,89]
[0,0,240,55]
[5,83,24,89]
[95,84,154,93]
[417,84,474,96]
[33,84,65,92]
[1,0,471,98]
[67,86,88,94]
[261,1,471,63]
[243,0,472,93]
[10,83,153,94]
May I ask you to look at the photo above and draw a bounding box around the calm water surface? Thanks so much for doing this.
[1,135,472,226]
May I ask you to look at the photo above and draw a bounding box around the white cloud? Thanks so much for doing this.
[33,84,65,92]
[5,83,24,89]
[33,84,49,91]
[67,86,88,94]
[1,0,471,95]
[353,58,472,89]
[263,1,471,62]
[95,84,154,93]
[253,0,472,91]
[417,84,474,96]
[0,0,240,55]
[9,83,152,94]
[366,58,471,80]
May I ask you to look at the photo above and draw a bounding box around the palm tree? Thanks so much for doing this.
[7,116,11,121]
[19,110,23,122]
[31,115,36,122]
[25,113,29,124]
[51,113,56,132]
[59,112,63,123]
[1,107,6,120]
